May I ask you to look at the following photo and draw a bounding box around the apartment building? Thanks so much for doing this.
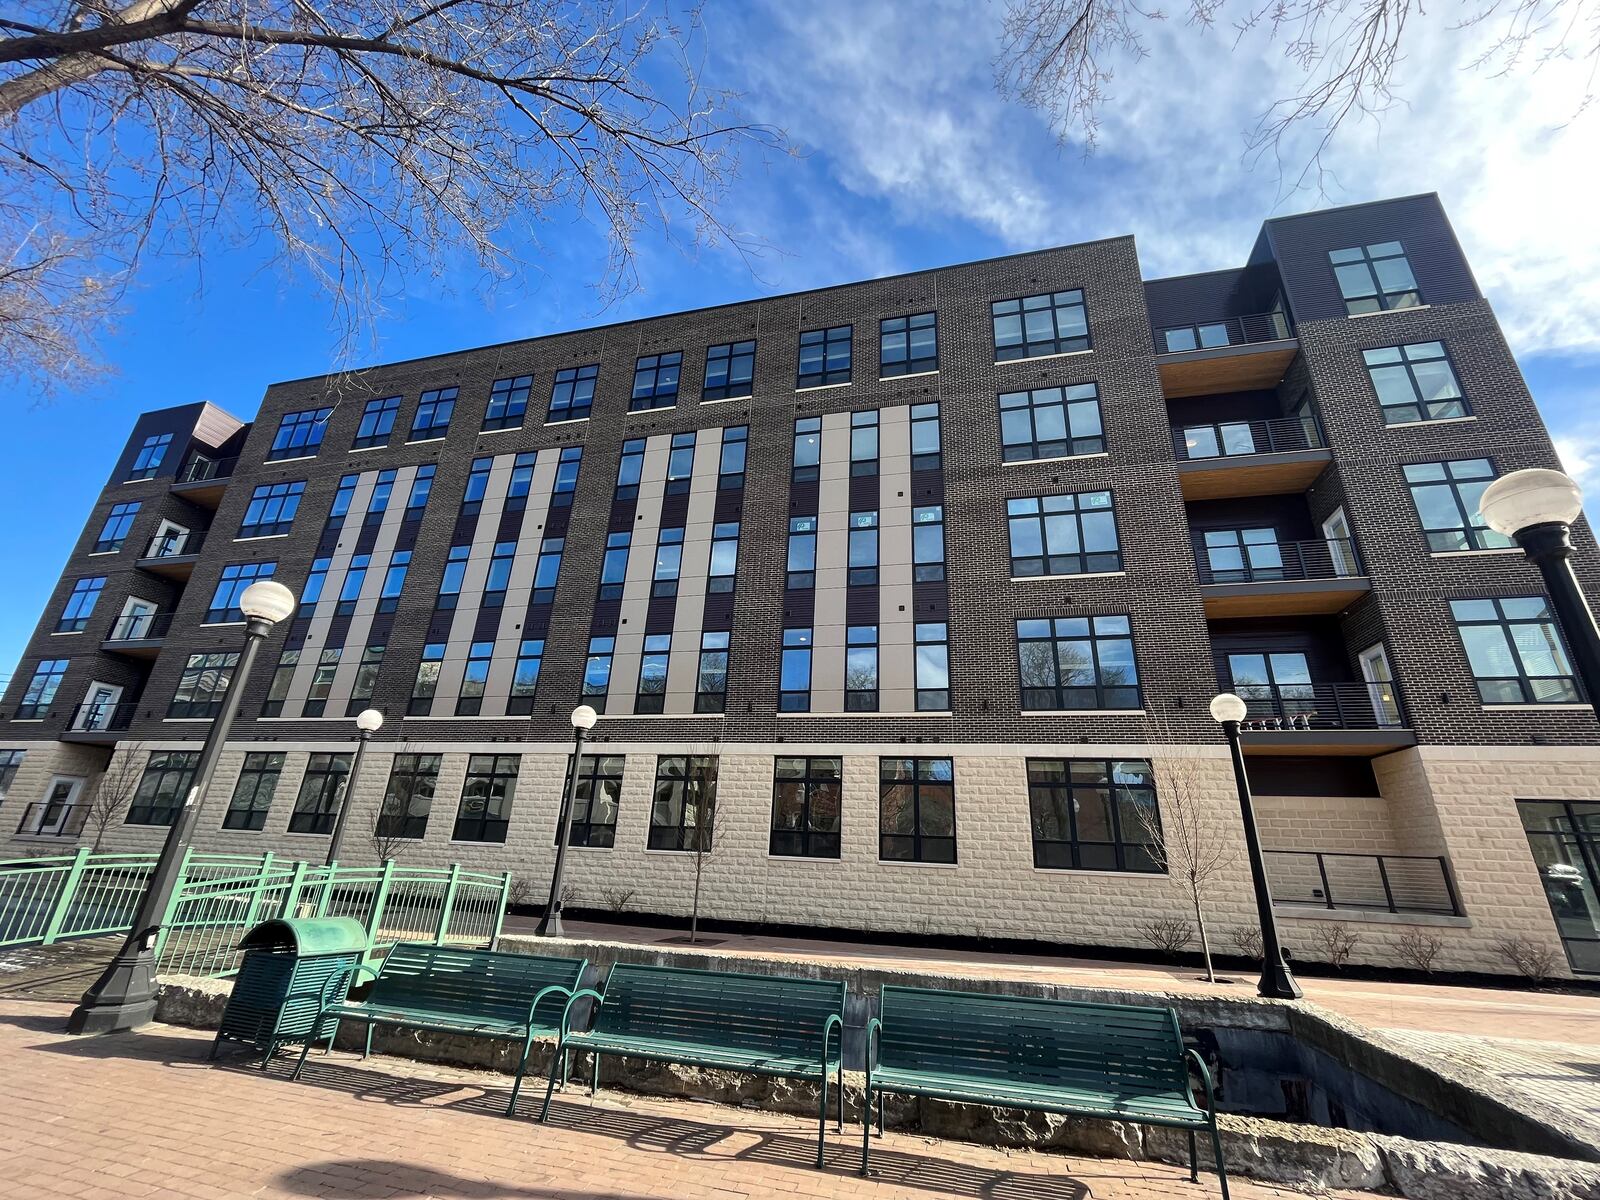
[4,192,1596,978]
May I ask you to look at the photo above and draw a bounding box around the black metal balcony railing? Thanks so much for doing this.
[105,611,175,642]
[142,529,206,559]
[1265,851,1461,916]
[14,801,91,838]
[1195,537,1363,584]
[1233,681,1406,731]
[67,700,138,734]
[1172,416,1325,461]
[1156,311,1294,354]
[177,455,238,484]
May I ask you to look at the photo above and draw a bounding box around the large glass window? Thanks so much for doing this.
[787,516,817,589]
[288,753,352,835]
[401,464,432,516]
[583,636,614,712]
[703,340,755,401]
[302,647,341,716]
[880,312,937,377]
[326,474,358,532]
[1027,758,1162,872]
[223,752,284,831]
[129,432,174,479]
[409,387,457,440]
[1202,527,1283,582]
[666,431,695,494]
[455,640,494,716]
[911,402,942,470]
[719,425,747,489]
[56,577,105,632]
[566,754,624,847]
[793,416,821,482]
[239,481,305,538]
[0,750,25,802]
[409,643,445,714]
[915,623,950,712]
[377,551,410,613]
[378,754,440,840]
[798,325,852,387]
[505,452,536,512]
[1017,615,1140,711]
[17,659,69,718]
[1451,597,1581,704]
[206,561,277,623]
[998,384,1104,461]
[126,751,200,825]
[548,364,598,421]
[94,502,140,553]
[267,407,332,461]
[649,755,718,851]
[1006,491,1120,577]
[780,628,813,711]
[616,438,646,499]
[453,754,519,843]
[709,522,739,592]
[347,643,385,713]
[436,544,470,609]
[484,375,532,431]
[1519,800,1600,975]
[992,291,1088,360]
[848,511,878,586]
[1330,242,1421,314]
[635,634,671,714]
[598,533,630,600]
[335,556,369,617]
[913,505,946,582]
[552,446,582,504]
[631,351,682,410]
[652,528,684,597]
[482,541,516,608]
[353,395,400,448]
[507,639,545,715]
[460,457,492,517]
[697,631,729,713]
[846,625,879,711]
[770,757,842,859]
[879,758,955,863]
[262,650,298,717]
[301,557,332,612]
[850,410,879,475]
[1404,459,1513,552]
[169,651,240,718]
[1365,342,1467,424]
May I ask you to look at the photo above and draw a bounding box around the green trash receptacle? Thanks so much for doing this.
[212,916,368,1067]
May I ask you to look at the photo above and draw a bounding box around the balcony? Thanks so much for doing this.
[170,454,237,509]
[13,801,91,839]
[1195,537,1370,618]
[60,700,138,744]
[1265,851,1461,917]
[101,611,174,659]
[1153,312,1298,399]
[1234,682,1415,756]
[1172,417,1331,501]
[137,529,206,580]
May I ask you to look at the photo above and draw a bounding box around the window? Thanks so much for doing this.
[454,754,519,842]
[409,643,444,714]
[1518,800,1600,973]
[848,512,878,585]
[1405,460,1513,552]
[798,325,852,387]
[347,644,384,713]
[302,648,341,716]
[169,651,240,718]
[915,623,950,711]
[666,431,695,494]
[709,522,739,592]
[770,757,842,859]
[406,465,435,514]
[880,312,937,377]
[377,551,410,613]
[94,502,140,552]
[1365,342,1467,424]
[484,375,532,431]
[238,481,304,538]
[1007,491,1120,577]
[1027,759,1162,872]
[793,416,822,482]
[1017,615,1140,711]
[598,533,630,600]
[636,634,671,713]
[262,650,298,717]
[17,659,68,718]
[911,402,942,470]
[301,557,332,611]
[992,291,1089,360]
[436,544,470,609]
[780,628,812,711]
[288,753,353,835]
[879,758,955,863]
[850,410,879,476]
[128,432,173,479]
[649,755,718,851]
[1162,323,1230,353]
[846,626,878,711]
[206,561,276,623]
[786,516,817,589]
[583,636,614,711]
[267,407,332,460]
[565,754,624,847]
[126,751,200,825]
[327,474,358,531]
[409,387,457,440]
[549,364,598,421]
[56,577,105,632]
[456,641,494,715]
[719,425,747,489]
[631,352,681,410]
[507,639,544,714]
[552,446,582,504]
[461,457,492,517]
[0,749,26,803]
[532,538,563,604]
[223,753,284,831]
[999,384,1105,461]
[616,439,646,499]
[336,555,369,617]
[913,505,946,582]
[506,452,536,512]
[1330,242,1421,314]
[1451,598,1581,704]
[1202,527,1283,582]
[653,528,684,597]
[353,395,400,448]
[378,754,440,840]
[697,631,729,713]
[483,541,516,608]
[703,340,755,401]
[366,470,397,519]
[1181,421,1257,459]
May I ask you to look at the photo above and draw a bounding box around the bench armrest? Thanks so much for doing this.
[524,984,577,1027]
[319,961,381,1010]
[864,1016,882,1072]
[819,1013,842,1071]
[1185,1047,1218,1109]
[558,988,604,1042]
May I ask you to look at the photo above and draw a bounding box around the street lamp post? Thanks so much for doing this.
[1211,692,1303,1000]
[1479,468,1600,718]
[535,705,599,938]
[68,580,297,1034]
[326,708,384,865]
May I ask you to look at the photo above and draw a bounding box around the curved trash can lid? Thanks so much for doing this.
[237,916,369,955]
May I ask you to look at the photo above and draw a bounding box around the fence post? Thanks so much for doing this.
[154,845,197,959]
[435,864,462,945]
[39,847,93,946]
[284,860,309,920]
[315,865,335,918]
[489,871,513,950]
[239,851,276,932]
[366,859,396,960]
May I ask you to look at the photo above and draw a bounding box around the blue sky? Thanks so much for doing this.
[3,0,1597,686]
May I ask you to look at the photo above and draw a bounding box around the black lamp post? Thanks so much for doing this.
[1211,692,1303,1000]
[326,707,384,865]
[68,579,297,1034]
[535,704,598,938]
[1479,468,1600,718]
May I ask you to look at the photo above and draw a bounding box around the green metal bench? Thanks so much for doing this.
[292,942,588,1117]
[864,986,1229,1198]
[543,962,847,1166]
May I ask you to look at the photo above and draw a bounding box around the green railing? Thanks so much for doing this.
[0,849,512,978]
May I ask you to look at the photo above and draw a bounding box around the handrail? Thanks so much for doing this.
[105,611,175,642]
[141,529,206,559]
[1232,681,1407,730]
[1173,416,1325,460]
[1264,850,1461,916]
[65,699,138,733]
[1155,311,1294,353]
[13,802,92,838]
[176,455,238,484]
[1194,535,1363,584]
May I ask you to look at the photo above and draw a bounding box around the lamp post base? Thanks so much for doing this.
[66,939,159,1034]
[532,909,564,938]
[1258,955,1303,1001]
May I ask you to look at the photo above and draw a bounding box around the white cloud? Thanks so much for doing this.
[1553,435,1599,489]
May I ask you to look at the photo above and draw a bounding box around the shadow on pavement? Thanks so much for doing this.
[278,1159,658,1199]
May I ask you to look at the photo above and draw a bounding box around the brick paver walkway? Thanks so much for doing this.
[0,999,1350,1200]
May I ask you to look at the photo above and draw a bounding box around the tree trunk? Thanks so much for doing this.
[1191,883,1215,983]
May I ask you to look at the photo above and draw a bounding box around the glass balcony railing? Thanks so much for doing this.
[1265,851,1461,916]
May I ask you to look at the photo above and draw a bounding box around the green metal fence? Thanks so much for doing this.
[0,849,512,978]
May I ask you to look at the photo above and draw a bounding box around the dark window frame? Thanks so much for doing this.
[1364,341,1469,424]
[1450,597,1582,705]
[1016,615,1141,711]
[879,311,938,377]
[702,339,756,401]
[630,351,682,411]
[94,502,140,553]
[483,375,533,431]
[126,751,201,826]
[452,753,520,843]
[56,576,106,632]
[797,325,852,388]
[222,751,285,831]
[287,752,353,835]
[168,651,240,718]
[1403,459,1513,553]
[548,364,599,422]
[353,395,401,449]
[1330,241,1422,314]
[878,757,956,864]
[1027,758,1164,873]
[998,383,1105,462]
[267,407,332,461]
[770,756,842,859]
[563,753,625,847]
[991,290,1090,360]
[408,386,458,441]
[238,480,305,538]
[378,753,441,840]
[1006,490,1122,577]
[648,754,718,851]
